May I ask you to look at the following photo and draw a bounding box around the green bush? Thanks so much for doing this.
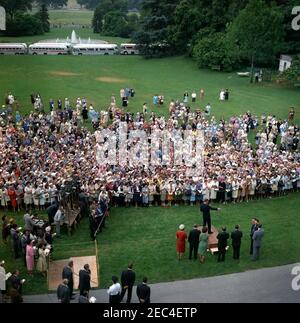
[193,32,238,71]
[6,13,44,36]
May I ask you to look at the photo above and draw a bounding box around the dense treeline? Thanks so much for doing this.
[92,0,140,38]
[132,0,300,74]
[0,0,51,36]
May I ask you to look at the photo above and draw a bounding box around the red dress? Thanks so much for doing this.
[176,230,187,253]
[8,188,17,209]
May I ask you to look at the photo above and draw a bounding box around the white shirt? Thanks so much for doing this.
[54,209,63,222]
[107,283,121,296]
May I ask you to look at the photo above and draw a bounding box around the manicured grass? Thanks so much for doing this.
[1,193,299,294]
[97,193,300,288]
[49,9,94,26]
[0,54,298,125]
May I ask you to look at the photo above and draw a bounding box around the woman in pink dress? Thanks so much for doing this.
[26,240,35,275]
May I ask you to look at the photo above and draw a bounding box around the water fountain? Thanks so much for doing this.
[37,30,108,45]
[71,30,78,44]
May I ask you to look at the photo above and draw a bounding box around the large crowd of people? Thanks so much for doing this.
[0,92,299,214]
[0,90,299,302]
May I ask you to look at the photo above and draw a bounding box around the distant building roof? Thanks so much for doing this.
[280,55,293,62]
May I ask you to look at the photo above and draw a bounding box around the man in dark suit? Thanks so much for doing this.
[188,225,201,260]
[120,263,136,303]
[231,225,243,260]
[46,202,58,224]
[136,277,151,304]
[252,224,264,261]
[62,260,74,299]
[250,218,259,255]
[57,279,70,303]
[200,199,220,234]
[78,264,91,296]
[10,270,24,295]
[217,227,229,262]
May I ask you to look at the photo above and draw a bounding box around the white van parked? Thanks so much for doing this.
[120,43,139,55]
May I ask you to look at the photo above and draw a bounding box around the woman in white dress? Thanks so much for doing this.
[0,186,9,209]
[39,186,46,210]
[36,246,48,277]
[249,176,257,200]
[209,179,218,202]
[202,180,210,201]
[24,184,33,209]
[231,178,239,203]
[32,185,40,210]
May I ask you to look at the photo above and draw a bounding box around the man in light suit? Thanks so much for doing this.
[252,224,264,261]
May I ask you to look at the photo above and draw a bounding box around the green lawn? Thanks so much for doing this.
[49,9,93,26]
[0,54,298,125]
[1,193,300,294]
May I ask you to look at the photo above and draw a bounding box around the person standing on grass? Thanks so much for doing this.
[176,224,187,260]
[252,224,264,261]
[231,225,243,260]
[62,260,75,299]
[54,205,64,238]
[250,218,259,255]
[198,226,209,264]
[26,240,35,275]
[120,263,136,303]
[188,224,200,260]
[217,227,229,262]
[136,277,151,304]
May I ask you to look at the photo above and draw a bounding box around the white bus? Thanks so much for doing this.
[120,43,139,55]
[0,43,27,55]
[72,44,118,56]
[28,43,70,55]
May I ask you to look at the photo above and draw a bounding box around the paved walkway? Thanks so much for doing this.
[24,263,300,303]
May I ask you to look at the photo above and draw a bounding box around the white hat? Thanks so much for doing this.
[45,226,51,232]
[179,224,185,230]
[89,296,96,303]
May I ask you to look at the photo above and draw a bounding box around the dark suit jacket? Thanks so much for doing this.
[79,269,91,292]
[231,230,243,246]
[217,231,229,250]
[250,224,258,237]
[11,275,21,291]
[188,229,200,245]
[136,283,151,303]
[121,269,136,287]
[57,284,70,303]
[200,204,217,218]
[62,266,74,286]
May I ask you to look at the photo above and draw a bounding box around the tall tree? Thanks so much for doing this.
[0,0,33,20]
[133,0,179,57]
[227,0,284,82]
[35,3,50,32]
[92,0,128,32]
